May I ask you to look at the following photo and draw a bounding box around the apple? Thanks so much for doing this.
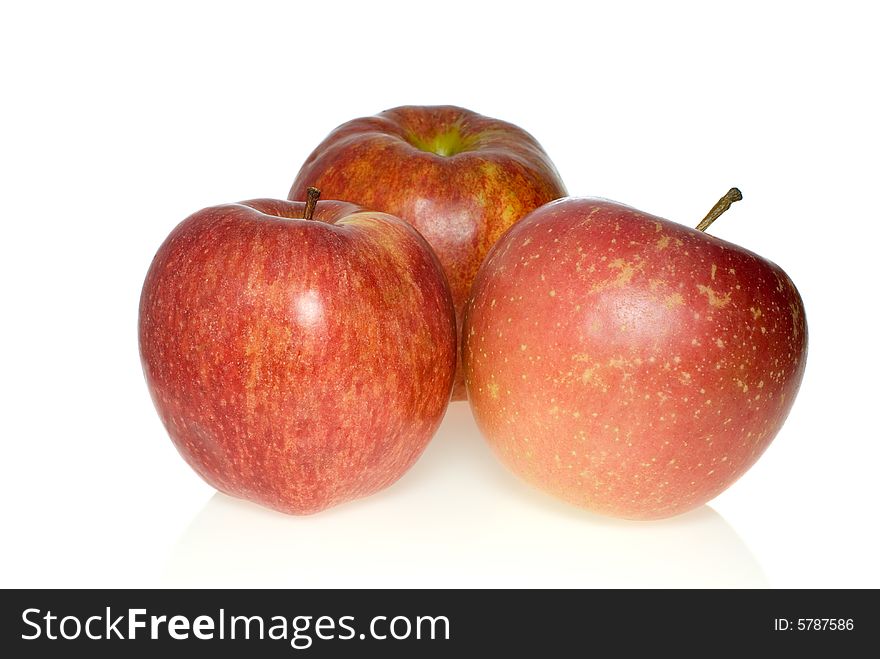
[139,190,457,515]
[463,190,807,520]
[288,105,567,399]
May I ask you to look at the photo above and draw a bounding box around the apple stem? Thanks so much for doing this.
[304,187,321,221]
[696,188,743,232]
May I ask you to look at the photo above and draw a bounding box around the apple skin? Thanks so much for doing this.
[463,197,807,520]
[288,105,567,399]
[139,198,456,515]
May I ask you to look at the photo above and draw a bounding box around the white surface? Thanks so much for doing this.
[1,1,878,588]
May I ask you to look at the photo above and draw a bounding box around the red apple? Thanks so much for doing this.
[139,191,456,515]
[288,105,567,399]
[463,190,807,520]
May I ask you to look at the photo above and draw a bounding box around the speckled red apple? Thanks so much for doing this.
[463,191,807,520]
[139,192,456,515]
[289,105,567,399]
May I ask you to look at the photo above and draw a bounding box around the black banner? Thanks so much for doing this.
[1,589,872,656]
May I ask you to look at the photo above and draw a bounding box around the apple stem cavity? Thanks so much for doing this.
[304,187,321,221]
[696,187,743,233]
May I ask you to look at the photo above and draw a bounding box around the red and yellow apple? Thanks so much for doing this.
[463,191,807,519]
[289,105,567,399]
[139,193,456,514]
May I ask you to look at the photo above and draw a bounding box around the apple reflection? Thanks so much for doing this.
[291,289,324,330]
[164,403,766,588]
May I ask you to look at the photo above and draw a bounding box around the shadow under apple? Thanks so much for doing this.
[163,403,767,588]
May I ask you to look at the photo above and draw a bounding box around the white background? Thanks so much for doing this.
[2,0,878,588]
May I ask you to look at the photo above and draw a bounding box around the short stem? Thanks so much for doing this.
[304,187,321,221]
[696,187,742,232]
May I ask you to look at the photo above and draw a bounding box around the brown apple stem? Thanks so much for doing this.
[696,188,743,232]
[304,187,321,221]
